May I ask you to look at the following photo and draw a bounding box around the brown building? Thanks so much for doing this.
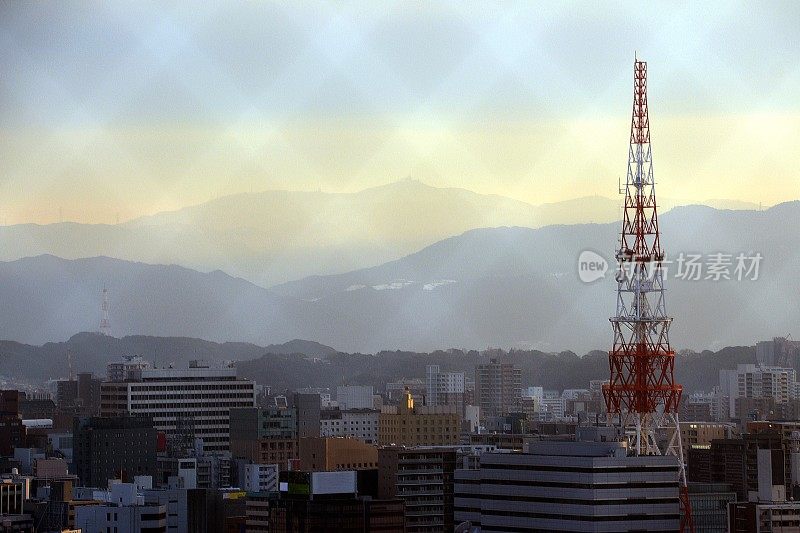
[687,446,712,483]
[299,437,378,472]
[230,407,298,469]
[378,447,456,533]
[679,421,737,459]
[474,359,521,419]
[378,390,460,447]
[269,496,405,533]
[709,431,789,501]
[56,373,101,416]
[0,391,26,456]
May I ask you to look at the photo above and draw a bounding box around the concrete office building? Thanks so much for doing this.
[100,360,256,452]
[455,431,681,532]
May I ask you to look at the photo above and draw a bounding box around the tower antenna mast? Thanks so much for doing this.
[99,287,111,336]
[602,57,694,532]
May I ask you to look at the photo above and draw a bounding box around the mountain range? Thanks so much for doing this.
[0,181,759,286]
[0,332,337,384]
[0,200,793,353]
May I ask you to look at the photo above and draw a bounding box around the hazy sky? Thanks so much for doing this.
[1,1,799,224]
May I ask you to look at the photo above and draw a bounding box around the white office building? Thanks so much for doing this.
[719,364,798,418]
[321,409,380,444]
[539,390,566,419]
[336,385,374,410]
[100,360,256,452]
[426,365,465,407]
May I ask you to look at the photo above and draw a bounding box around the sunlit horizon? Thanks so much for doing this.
[2,2,799,224]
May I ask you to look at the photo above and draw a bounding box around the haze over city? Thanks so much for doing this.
[0,3,800,532]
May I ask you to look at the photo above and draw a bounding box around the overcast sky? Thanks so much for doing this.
[1,1,799,223]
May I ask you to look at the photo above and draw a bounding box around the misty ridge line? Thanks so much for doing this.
[1,180,766,228]
[0,200,796,354]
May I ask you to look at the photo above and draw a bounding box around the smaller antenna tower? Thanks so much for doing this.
[67,349,74,381]
[99,287,111,336]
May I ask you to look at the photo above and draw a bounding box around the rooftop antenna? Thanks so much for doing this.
[99,287,111,336]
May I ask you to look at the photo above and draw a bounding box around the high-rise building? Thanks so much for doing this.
[0,391,26,456]
[718,364,798,420]
[378,389,460,447]
[100,361,256,452]
[230,406,298,470]
[294,393,321,439]
[56,372,102,417]
[756,337,800,368]
[426,365,465,410]
[455,431,681,532]
[474,359,521,419]
[73,416,158,488]
[378,446,457,533]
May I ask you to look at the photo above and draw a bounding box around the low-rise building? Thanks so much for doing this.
[298,437,377,471]
[455,428,681,532]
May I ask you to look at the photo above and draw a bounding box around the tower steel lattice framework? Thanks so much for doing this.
[601,58,694,532]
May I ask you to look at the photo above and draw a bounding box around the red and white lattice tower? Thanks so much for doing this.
[601,58,694,532]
